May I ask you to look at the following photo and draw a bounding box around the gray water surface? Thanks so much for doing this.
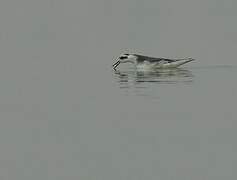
[0,0,237,179]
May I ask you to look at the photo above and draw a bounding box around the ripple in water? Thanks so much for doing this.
[113,68,194,89]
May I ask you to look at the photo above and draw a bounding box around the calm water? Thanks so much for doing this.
[0,0,237,179]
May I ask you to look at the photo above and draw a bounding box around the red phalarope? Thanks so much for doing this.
[112,53,195,70]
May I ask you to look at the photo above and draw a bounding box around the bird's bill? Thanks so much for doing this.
[112,60,120,70]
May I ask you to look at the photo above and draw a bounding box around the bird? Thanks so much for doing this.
[112,53,195,70]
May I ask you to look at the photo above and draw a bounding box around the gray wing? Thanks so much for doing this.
[134,54,176,63]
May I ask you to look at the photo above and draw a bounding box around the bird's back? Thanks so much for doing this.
[134,54,175,63]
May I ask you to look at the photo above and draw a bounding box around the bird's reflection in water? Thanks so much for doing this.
[114,68,194,89]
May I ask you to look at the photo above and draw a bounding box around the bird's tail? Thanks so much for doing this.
[176,58,195,62]
[164,58,195,68]
[175,58,195,65]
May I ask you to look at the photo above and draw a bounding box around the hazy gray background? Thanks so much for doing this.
[0,0,236,179]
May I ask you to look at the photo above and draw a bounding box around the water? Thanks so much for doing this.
[0,0,237,179]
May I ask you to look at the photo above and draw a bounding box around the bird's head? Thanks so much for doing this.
[112,53,137,70]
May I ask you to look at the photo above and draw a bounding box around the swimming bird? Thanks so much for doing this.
[112,53,195,70]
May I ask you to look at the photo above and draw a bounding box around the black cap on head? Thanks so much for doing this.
[119,56,127,60]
